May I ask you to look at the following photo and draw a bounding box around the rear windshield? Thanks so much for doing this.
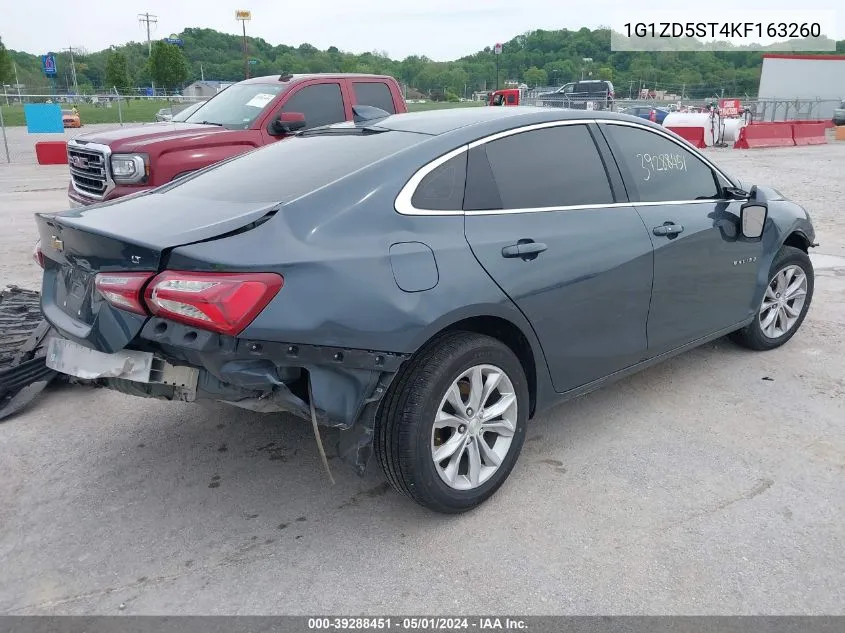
[160,131,422,204]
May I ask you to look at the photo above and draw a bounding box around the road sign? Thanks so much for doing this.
[248,58,259,65]
[41,54,57,77]
[235,9,251,20]
[719,98,742,117]
[493,43,503,55]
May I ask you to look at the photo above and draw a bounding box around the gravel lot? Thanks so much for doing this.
[0,136,844,615]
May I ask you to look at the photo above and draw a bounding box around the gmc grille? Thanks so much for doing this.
[68,146,109,197]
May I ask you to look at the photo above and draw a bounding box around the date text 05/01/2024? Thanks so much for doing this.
[623,22,822,39]
[307,617,529,630]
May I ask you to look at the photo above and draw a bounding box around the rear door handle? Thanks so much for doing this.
[653,222,684,237]
[502,241,548,260]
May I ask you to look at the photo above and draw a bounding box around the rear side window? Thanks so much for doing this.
[352,82,396,114]
[411,153,467,210]
[281,83,345,130]
[602,124,721,203]
[473,124,614,210]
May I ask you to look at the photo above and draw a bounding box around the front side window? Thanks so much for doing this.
[602,124,721,203]
[472,124,614,210]
[183,83,284,129]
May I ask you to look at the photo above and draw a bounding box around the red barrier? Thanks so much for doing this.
[792,121,827,145]
[35,141,68,165]
[666,126,707,148]
[733,122,794,149]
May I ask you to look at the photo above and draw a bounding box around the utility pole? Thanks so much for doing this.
[138,12,158,94]
[62,47,80,96]
[13,63,21,101]
[200,63,204,81]
[138,12,158,57]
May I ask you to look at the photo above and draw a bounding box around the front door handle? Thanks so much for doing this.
[502,240,548,260]
[653,222,684,237]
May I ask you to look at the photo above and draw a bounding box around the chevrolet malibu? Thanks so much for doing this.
[35,106,817,513]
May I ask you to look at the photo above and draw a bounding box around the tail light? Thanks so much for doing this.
[144,271,283,336]
[33,240,45,268]
[95,272,155,315]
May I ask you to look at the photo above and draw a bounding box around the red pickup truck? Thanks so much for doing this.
[66,73,407,207]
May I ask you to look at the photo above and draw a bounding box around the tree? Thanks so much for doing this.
[147,40,189,91]
[523,66,548,87]
[105,51,132,93]
[0,37,12,85]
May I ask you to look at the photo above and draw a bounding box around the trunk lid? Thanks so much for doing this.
[36,192,277,353]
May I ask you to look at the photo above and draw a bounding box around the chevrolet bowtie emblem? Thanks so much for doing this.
[50,235,63,251]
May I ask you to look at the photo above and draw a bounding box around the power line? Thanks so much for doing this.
[138,12,158,57]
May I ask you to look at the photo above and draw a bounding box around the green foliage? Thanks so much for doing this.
[523,67,548,87]
[2,27,844,98]
[0,37,12,85]
[147,41,190,91]
[104,51,132,92]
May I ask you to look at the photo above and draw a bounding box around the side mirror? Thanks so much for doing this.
[740,202,768,239]
[269,112,306,136]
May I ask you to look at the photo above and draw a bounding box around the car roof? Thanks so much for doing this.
[240,73,395,86]
[370,106,655,136]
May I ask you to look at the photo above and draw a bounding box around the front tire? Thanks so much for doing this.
[730,246,814,351]
[375,331,528,514]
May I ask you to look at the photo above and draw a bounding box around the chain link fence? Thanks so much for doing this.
[0,92,207,164]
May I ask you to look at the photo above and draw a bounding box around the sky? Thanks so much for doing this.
[1,0,841,61]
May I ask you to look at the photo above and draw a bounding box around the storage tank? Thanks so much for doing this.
[663,113,723,147]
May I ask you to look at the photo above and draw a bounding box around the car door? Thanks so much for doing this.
[462,122,654,393]
[260,81,347,143]
[598,121,763,356]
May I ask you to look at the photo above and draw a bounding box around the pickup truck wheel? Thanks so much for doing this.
[730,246,814,351]
[375,331,528,514]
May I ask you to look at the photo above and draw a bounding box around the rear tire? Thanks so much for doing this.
[375,331,528,514]
[730,246,814,351]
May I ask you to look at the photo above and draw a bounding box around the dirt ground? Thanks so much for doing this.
[0,137,843,615]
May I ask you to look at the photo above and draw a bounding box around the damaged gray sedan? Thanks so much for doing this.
[34,106,817,513]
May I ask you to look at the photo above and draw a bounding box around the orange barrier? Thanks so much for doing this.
[792,121,827,146]
[733,123,794,149]
[835,126,845,141]
[35,141,68,165]
[666,126,707,148]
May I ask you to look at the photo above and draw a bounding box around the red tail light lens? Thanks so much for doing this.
[94,272,155,315]
[33,240,45,268]
[144,271,284,336]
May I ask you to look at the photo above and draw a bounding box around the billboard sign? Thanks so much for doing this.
[235,9,252,20]
[164,34,184,46]
[41,53,57,77]
[493,43,503,55]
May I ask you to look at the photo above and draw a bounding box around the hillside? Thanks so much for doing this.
[5,27,845,99]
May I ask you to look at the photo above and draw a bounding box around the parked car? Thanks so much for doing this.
[171,100,208,122]
[62,109,82,128]
[66,73,408,207]
[36,107,817,513]
[833,100,845,126]
[626,105,670,124]
[154,107,174,122]
[538,80,615,110]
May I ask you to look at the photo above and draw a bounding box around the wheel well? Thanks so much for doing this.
[442,316,537,417]
[783,231,810,253]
